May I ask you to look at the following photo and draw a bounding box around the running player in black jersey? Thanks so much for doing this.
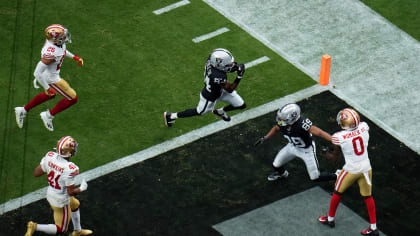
[255,103,337,182]
[163,48,246,127]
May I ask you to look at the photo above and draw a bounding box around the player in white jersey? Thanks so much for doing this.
[15,24,84,131]
[318,108,379,236]
[25,136,93,236]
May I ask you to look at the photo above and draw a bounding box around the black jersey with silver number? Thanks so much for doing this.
[201,59,227,102]
[277,116,313,148]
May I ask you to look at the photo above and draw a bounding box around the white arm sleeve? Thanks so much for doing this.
[33,61,50,90]
[66,50,75,58]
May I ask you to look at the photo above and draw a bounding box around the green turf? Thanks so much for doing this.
[1,0,419,205]
[361,0,420,41]
[0,0,314,204]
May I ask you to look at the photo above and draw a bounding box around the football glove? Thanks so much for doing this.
[254,136,266,146]
[73,55,84,66]
[79,179,88,192]
[237,63,245,78]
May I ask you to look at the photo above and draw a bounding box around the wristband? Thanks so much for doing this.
[234,76,242,84]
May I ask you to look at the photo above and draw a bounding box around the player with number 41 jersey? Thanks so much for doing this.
[25,136,92,236]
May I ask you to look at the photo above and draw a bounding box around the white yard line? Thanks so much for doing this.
[203,0,420,154]
[192,27,230,43]
[244,56,270,69]
[153,0,190,15]
[0,84,328,215]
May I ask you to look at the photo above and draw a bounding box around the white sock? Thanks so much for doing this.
[370,223,377,230]
[36,224,57,234]
[328,216,334,222]
[171,113,178,119]
[71,209,82,231]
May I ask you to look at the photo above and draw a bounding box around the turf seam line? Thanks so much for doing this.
[153,0,190,15]
[192,27,230,43]
[0,0,21,210]
[0,84,328,215]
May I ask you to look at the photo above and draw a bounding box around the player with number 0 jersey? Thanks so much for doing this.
[318,108,379,236]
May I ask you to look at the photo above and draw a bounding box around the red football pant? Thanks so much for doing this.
[24,92,55,111]
[50,97,78,116]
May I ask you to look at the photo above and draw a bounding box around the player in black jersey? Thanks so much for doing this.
[163,48,246,127]
[255,103,337,182]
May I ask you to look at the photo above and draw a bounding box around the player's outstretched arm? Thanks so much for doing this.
[255,125,280,146]
[309,125,332,142]
[66,50,84,66]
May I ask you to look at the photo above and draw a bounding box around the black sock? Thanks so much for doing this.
[177,109,199,118]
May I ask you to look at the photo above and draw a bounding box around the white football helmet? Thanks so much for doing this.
[276,103,301,126]
[57,136,78,158]
[209,48,235,72]
[336,108,360,130]
[45,24,72,45]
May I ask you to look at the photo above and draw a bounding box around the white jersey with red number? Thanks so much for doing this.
[331,121,371,173]
[40,151,79,207]
[41,39,67,77]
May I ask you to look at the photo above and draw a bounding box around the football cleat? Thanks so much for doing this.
[25,221,37,236]
[164,112,175,127]
[72,229,93,236]
[15,107,27,128]
[267,170,289,181]
[213,109,231,122]
[361,227,379,235]
[40,110,54,131]
[318,215,335,228]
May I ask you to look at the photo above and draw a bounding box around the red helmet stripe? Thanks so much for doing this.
[344,108,359,127]
[45,24,65,31]
[57,136,72,155]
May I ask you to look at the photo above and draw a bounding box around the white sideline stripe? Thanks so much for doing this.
[202,0,317,81]
[192,27,230,43]
[0,84,328,215]
[153,0,190,15]
[203,0,420,154]
[244,56,270,69]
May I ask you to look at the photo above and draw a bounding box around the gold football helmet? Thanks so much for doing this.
[57,136,78,158]
[45,24,72,45]
[336,108,360,130]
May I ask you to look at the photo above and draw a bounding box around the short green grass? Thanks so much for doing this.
[0,0,314,204]
[1,0,419,204]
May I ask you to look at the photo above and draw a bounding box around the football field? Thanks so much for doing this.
[1,0,420,235]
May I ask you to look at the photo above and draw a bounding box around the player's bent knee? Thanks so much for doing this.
[70,197,80,211]
[56,225,67,233]
[71,96,78,104]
